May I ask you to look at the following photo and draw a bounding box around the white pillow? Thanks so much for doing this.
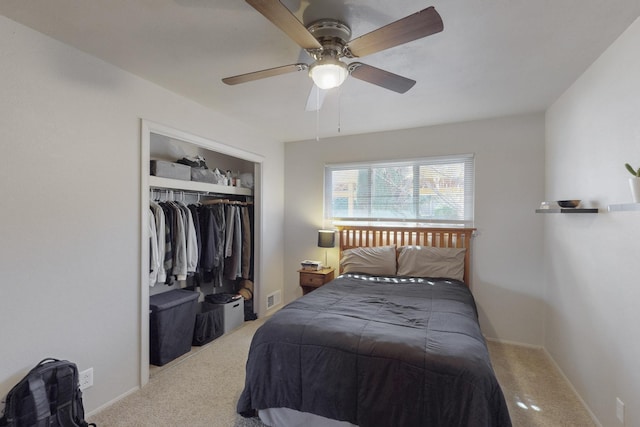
[397,246,466,281]
[340,245,397,276]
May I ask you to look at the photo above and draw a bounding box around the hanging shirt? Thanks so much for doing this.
[225,205,243,280]
[177,201,198,274]
[241,205,251,279]
[210,203,226,287]
[149,208,159,287]
[150,201,167,284]
[198,205,216,272]
[211,204,225,273]
[234,206,242,279]
[224,205,235,258]
[160,203,174,283]
[188,204,202,269]
[170,202,188,281]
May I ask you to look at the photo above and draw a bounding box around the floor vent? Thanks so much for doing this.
[266,290,281,310]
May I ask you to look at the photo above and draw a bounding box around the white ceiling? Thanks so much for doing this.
[2,1,639,142]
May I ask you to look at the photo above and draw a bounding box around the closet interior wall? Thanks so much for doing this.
[151,133,250,176]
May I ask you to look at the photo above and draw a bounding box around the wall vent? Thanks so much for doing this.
[266,290,282,310]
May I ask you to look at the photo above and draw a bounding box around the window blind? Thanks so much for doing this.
[325,154,474,226]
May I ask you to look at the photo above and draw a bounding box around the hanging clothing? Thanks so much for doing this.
[210,204,226,287]
[151,195,253,288]
[176,202,198,275]
[149,208,159,287]
[197,203,225,287]
[198,205,216,272]
[224,204,235,258]
[211,204,225,275]
[188,204,202,270]
[225,205,242,280]
[154,201,195,283]
[150,202,167,284]
[233,206,242,279]
[241,206,251,279]
[170,202,187,281]
[159,203,174,284]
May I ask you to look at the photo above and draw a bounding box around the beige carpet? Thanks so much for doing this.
[89,318,596,427]
[487,341,596,427]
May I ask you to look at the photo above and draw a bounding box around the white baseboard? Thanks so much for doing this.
[86,385,140,418]
[485,336,543,349]
[541,347,602,427]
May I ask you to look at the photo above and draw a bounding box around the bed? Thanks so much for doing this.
[237,226,512,426]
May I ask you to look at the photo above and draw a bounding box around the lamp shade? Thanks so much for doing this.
[309,58,348,90]
[317,229,336,248]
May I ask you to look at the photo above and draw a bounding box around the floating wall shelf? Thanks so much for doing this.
[535,208,599,214]
[607,203,640,212]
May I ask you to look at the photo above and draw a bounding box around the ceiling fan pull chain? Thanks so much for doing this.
[316,86,320,141]
[337,86,342,134]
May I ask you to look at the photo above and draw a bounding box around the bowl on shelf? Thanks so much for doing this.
[557,200,581,208]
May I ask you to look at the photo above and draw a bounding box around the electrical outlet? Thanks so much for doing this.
[616,397,624,424]
[79,368,93,391]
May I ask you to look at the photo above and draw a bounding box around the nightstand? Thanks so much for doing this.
[299,267,335,295]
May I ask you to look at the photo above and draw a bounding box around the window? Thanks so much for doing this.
[325,154,474,226]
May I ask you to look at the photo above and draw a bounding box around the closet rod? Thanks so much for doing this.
[200,199,254,206]
[150,188,253,204]
[150,189,194,201]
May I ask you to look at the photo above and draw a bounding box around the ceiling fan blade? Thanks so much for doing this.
[305,84,327,111]
[222,63,308,85]
[246,0,322,50]
[346,7,443,58]
[348,62,416,94]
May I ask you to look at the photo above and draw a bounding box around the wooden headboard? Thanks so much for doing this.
[337,226,476,285]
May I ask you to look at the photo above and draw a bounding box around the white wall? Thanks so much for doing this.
[545,17,640,427]
[284,113,546,344]
[0,16,285,413]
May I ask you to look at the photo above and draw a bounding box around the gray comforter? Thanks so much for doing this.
[237,274,512,426]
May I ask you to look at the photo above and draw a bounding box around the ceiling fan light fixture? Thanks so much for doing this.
[309,57,348,90]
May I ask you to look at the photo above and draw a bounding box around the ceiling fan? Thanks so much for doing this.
[223,0,443,100]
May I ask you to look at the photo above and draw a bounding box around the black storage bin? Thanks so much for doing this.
[149,289,199,366]
[192,302,224,346]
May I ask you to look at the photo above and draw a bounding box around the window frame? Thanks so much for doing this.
[324,154,475,227]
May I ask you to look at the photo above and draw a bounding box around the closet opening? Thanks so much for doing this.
[140,120,264,386]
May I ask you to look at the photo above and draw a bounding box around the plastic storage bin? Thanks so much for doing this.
[149,289,198,366]
[205,299,244,334]
[150,160,191,181]
[192,302,224,346]
[223,299,244,333]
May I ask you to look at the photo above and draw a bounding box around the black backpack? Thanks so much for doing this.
[0,358,96,427]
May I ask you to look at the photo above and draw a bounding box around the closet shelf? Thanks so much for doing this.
[149,175,252,196]
[607,203,640,212]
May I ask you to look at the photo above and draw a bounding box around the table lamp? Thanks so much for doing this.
[317,229,336,269]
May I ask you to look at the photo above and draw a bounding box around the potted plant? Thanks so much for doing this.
[625,163,640,202]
